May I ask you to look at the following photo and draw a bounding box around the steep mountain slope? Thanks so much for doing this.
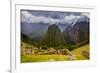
[63,16,89,44]
[41,24,65,47]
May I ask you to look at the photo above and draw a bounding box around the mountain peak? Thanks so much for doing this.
[71,15,89,27]
[41,24,65,47]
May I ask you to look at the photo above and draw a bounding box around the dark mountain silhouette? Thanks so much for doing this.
[41,24,65,48]
[63,25,73,44]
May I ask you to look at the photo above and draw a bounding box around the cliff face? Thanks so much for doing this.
[41,24,65,47]
[63,21,89,44]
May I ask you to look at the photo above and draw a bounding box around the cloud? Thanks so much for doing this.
[62,15,81,24]
[21,11,88,25]
[21,11,33,23]
[81,13,90,18]
[21,11,59,24]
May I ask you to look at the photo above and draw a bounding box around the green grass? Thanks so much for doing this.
[21,55,68,63]
[21,44,90,63]
[71,44,90,60]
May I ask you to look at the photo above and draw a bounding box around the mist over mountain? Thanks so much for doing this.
[21,10,90,45]
[21,22,49,41]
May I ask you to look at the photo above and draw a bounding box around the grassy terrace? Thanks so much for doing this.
[21,44,89,63]
[21,55,68,63]
[71,44,89,60]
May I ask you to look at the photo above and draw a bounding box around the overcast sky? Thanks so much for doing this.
[21,9,90,24]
